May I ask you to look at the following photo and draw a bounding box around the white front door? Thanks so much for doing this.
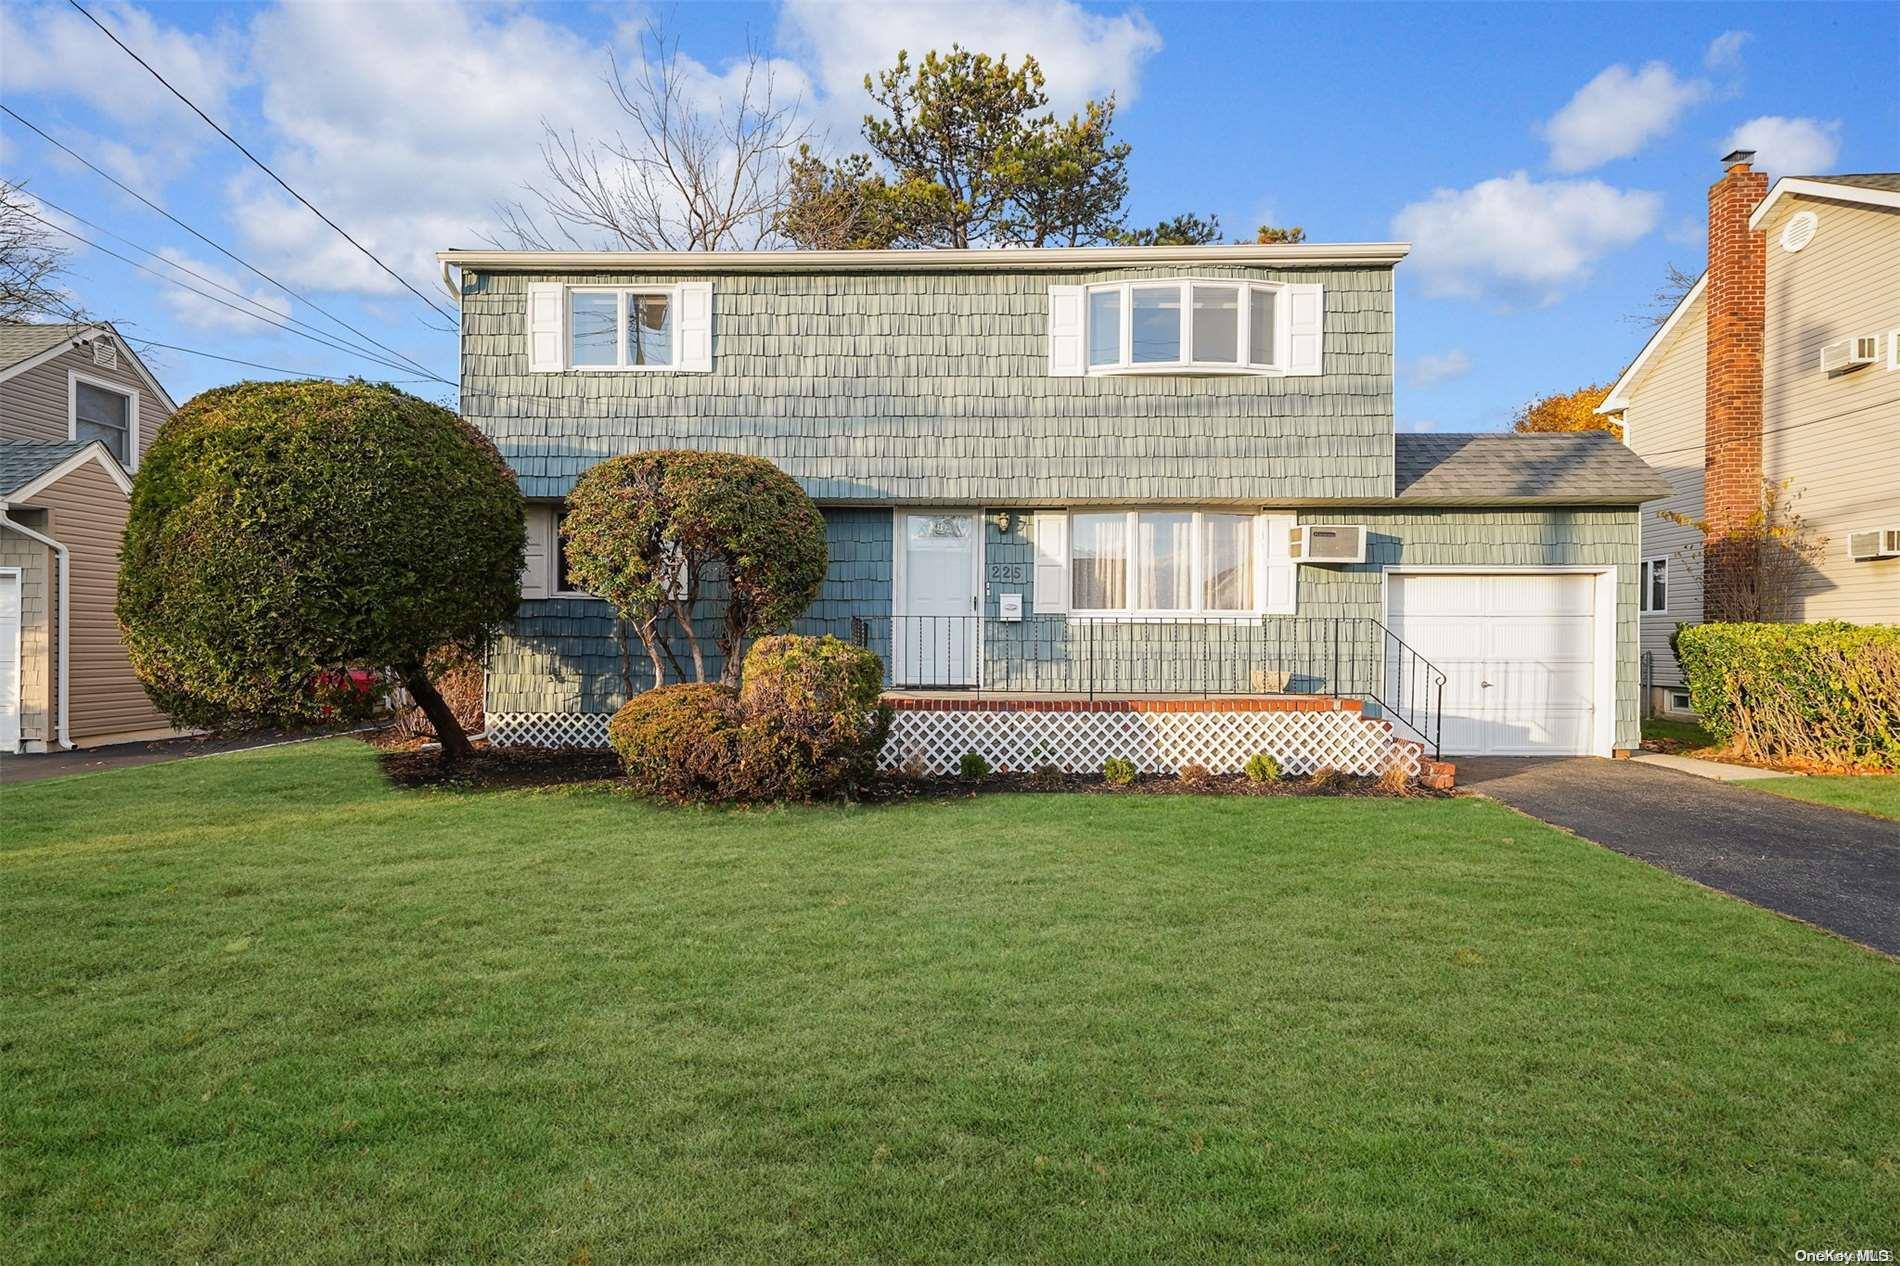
[0,573,20,753]
[1388,572,1599,756]
[895,511,980,686]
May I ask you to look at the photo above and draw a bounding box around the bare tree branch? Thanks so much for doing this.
[0,181,87,322]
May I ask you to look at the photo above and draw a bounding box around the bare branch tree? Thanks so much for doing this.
[1625,262,1700,328]
[491,20,814,251]
[0,181,87,322]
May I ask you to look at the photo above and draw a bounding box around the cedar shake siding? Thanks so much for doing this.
[458,264,1398,504]
[30,461,171,743]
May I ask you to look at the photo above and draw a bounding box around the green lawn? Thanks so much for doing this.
[1640,716,1717,750]
[4,741,1896,1264]
[1749,774,1900,821]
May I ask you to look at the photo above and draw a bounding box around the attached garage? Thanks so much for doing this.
[1386,569,1616,757]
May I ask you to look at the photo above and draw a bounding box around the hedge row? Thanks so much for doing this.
[1675,621,1900,771]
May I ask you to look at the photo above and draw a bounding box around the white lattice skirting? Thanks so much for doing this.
[489,704,1419,780]
[882,706,1416,778]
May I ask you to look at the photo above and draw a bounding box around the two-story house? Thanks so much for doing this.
[1598,156,1900,718]
[1,321,178,752]
[438,242,1668,773]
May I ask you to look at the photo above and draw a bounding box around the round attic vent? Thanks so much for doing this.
[1781,211,1818,253]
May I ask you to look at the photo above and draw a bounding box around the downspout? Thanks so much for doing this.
[439,260,462,306]
[0,508,75,749]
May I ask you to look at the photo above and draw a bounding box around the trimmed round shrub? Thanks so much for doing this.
[1243,752,1282,783]
[1102,756,1136,786]
[958,752,991,781]
[730,634,890,801]
[607,683,743,801]
[117,380,523,752]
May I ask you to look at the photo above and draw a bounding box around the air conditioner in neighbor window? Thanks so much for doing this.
[1847,529,1900,562]
[1289,524,1366,564]
[1820,334,1880,374]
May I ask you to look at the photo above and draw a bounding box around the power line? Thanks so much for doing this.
[2,105,448,379]
[1626,398,1894,463]
[126,336,439,384]
[21,207,453,383]
[27,188,433,373]
[63,0,461,331]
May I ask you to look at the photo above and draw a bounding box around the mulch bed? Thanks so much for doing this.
[375,740,1442,801]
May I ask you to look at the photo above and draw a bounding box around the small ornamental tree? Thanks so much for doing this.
[559,450,827,686]
[117,381,525,761]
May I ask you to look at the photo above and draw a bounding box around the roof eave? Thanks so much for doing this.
[436,242,1412,273]
[1747,177,1900,229]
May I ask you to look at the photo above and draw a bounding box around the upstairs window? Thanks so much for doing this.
[70,374,134,466]
[1082,279,1285,374]
[568,288,675,369]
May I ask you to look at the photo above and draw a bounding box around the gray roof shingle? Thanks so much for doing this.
[0,322,95,373]
[1394,432,1672,505]
[0,440,103,497]
[1789,172,1900,193]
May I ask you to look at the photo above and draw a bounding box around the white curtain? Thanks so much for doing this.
[1136,513,1193,610]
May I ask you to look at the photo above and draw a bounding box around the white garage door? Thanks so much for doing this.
[1388,572,1599,756]
[0,572,19,754]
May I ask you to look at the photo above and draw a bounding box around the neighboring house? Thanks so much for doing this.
[437,242,1668,770]
[1599,156,1900,717]
[0,322,178,752]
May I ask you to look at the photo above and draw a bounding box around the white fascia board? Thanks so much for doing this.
[1748,178,1900,229]
[437,242,1412,274]
[1598,274,1708,416]
[4,441,133,504]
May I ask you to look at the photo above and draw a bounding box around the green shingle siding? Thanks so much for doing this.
[461,267,1395,504]
[487,506,1642,750]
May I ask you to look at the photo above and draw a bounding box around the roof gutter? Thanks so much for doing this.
[0,508,74,750]
[436,241,1412,274]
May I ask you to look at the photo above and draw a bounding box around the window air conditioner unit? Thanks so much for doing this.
[1847,529,1900,562]
[1820,334,1880,374]
[1289,524,1366,564]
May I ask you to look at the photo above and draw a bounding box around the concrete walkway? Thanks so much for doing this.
[1630,751,1793,781]
[1459,756,1900,957]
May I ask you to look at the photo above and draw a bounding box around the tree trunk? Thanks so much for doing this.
[401,663,474,763]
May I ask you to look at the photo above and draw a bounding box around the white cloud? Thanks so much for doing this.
[1393,172,1662,305]
[1401,350,1472,388]
[1543,61,1707,171]
[1398,419,1439,434]
[1720,116,1841,176]
[776,0,1162,136]
[1704,30,1751,71]
[151,248,291,333]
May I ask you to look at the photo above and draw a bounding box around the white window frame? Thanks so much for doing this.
[1888,329,1899,371]
[1640,556,1668,614]
[1066,508,1267,619]
[1667,688,1694,714]
[566,284,683,372]
[1082,279,1288,376]
[66,369,138,472]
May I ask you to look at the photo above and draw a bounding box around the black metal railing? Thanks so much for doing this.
[787,613,1447,756]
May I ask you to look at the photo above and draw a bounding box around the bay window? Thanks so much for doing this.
[1070,510,1260,615]
[1081,279,1285,374]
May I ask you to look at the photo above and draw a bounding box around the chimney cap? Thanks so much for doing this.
[1722,148,1756,168]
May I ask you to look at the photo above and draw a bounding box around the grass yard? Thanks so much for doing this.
[1748,774,1900,822]
[1640,716,1717,750]
[4,741,1897,1264]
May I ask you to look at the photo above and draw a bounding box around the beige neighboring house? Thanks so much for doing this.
[0,321,180,752]
[1598,157,1900,717]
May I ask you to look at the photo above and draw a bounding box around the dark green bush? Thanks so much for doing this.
[733,634,890,800]
[607,683,742,801]
[117,380,523,754]
[958,752,991,781]
[1676,621,1900,770]
[1102,757,1136,786]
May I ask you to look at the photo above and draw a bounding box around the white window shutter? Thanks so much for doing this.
[1033,512,1070,613]
[1047,285,1085,377]
[1285,283,1324,376]
[520,504,551,599]
[527,283,566,372]
[1258,513,1296,615]
[677,281,713,372]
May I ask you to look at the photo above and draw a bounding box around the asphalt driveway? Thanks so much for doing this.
[1460,757,1900,957]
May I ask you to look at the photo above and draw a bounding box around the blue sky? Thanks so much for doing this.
[2,0,1894,426]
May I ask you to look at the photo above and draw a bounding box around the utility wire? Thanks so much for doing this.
[22,208,453,383]
[63,0,461,331]
[2,105,448,379]
[1623,397,1894,463]
[126,336,440,384]
[28,189,432,373]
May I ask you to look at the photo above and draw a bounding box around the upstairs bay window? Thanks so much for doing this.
[1084,280,1285,374]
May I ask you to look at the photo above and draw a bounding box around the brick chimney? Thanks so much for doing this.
[1702,149,1769,619]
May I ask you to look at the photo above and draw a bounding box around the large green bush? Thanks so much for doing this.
[560,451,827,686]
[609,634,889,802]
[1676,622,1900,771]
[118,380,524,757]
